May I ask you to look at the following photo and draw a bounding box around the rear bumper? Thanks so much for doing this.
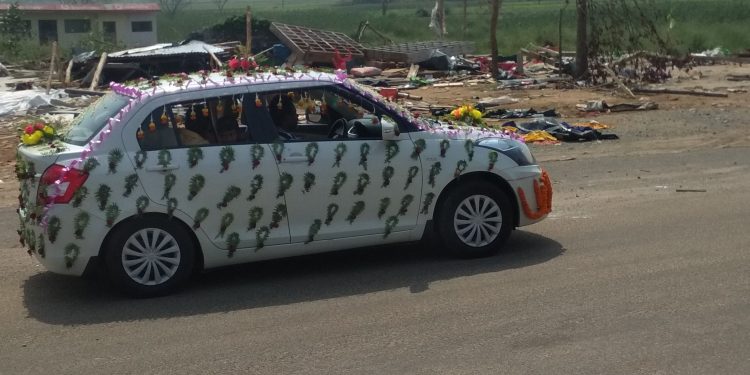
[18,206,104,277]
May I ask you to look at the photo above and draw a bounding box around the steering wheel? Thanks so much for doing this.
[327,118,349,139]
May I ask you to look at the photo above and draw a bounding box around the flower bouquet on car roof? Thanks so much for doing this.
[450,104,485,126]
[20,121,56,146]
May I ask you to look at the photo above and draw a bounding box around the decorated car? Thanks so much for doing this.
[16,70,552,297]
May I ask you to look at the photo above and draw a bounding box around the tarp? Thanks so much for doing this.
[0,88,66,117]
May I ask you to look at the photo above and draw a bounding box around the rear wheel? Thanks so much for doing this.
[104,216,195,297]
[436,181,514,258]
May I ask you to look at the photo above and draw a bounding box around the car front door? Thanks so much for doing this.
[125,89,290,254]
[258,85,422,244]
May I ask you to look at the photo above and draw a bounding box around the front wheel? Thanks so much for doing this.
[104,216,195,297]
[436,181,514,258]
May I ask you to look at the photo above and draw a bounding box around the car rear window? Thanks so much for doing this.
[63,93,130,146]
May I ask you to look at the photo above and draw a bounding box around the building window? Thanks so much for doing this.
[64,19,91,33]
[131,21,153,33]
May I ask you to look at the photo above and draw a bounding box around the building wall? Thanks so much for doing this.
[21,11,158,52]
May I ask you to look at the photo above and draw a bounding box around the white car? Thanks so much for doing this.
[16,71,552,297]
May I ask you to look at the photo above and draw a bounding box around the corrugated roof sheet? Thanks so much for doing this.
[0,3,160,12]
[108,40,224,58]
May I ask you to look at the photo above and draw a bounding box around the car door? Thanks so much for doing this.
[258,84,422,244]
[125,88,290,254]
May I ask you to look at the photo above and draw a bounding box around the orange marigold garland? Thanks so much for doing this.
[517,171,552,220]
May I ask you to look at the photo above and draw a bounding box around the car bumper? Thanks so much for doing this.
[507,166,553,227]
[18,205,105,277]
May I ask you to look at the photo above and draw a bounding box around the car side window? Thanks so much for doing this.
[254,87,384,142]
[137,94,255,150]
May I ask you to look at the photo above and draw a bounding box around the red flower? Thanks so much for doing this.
[240,58,250,71]
[35,123,45,130]
[24,125,34,135]
[228,56,240,71]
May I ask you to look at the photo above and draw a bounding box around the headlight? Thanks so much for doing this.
[475,137,536,166]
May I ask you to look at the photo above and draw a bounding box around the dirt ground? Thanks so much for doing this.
[0,63,748,205]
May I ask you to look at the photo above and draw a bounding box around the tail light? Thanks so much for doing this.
[38,164,89,204]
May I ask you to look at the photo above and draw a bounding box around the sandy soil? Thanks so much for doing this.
[0,63,748,206]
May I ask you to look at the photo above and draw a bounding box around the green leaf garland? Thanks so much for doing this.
[385,141,399,163]
[73,211,89,239]
[162,173,176,200]
[219,146,235,173]
[305,142,319,165]
[440,139,450,157]
[353,173,370,195]
[187,174,205,200]
[411,139,426,159]
[134,150,147,169]
[217,185,241,208]
[95,184,111,211]
[272,141,284,162]
[428,162,442,188]
[421,192,436,215]
[384,216,399,238]
[346,201,365,224]
[381,166,394,187]
[136,195,149,215]
[123,174,139,197]
[359,143,370,170]
[247,175,264,201]
[36,233,45,258]
[82,157,99,173]
[105,203,120,227]
[305,219,322,244]
[454,160,468,178]
[226,232,240,257]
[330,172,347,195]
[398,195,414,216]
[464,140,475,161]
[187,147,204,168]
[325,203,339,225]
[332,143,347,167]
[216,213,234,238]
[270,204,287,229]
[247,207,263,230]
[377,198,391,219]
[71,186,88,208]
[302,172,316,193]
[108,148,123,174]
[277,173,293,198]
[193,208,209,229]
[157,149,172,168]
[166,198,178,219]
[255,226,270,250]
[251,144,264,169]
[64,243,80,269]
[488,151,498,170]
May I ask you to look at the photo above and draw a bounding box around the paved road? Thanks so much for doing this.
[1,146,748,374]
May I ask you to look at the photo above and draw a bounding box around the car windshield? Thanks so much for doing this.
[63,93,130,146]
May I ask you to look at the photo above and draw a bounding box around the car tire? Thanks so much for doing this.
[104,216,195,297]
[436,181,514,258]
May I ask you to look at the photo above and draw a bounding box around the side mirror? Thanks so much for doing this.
[381,117,400,140]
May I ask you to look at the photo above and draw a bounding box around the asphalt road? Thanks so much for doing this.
[1,145,748,374]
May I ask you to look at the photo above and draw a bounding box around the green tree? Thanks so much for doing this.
[0,3,30,57]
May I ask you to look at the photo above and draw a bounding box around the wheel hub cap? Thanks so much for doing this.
[453,194,503,247]
[122,228,181,286]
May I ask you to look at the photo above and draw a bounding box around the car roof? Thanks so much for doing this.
[109,71,344,99]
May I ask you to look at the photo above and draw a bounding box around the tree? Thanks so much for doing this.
[212,0,229,13]
[160,0,192,17]
[575,0,588,79]
[489,0,503,77]
[0,2,30,57]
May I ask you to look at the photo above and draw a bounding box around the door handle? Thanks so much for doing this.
[282,156,308,163]
[146,164,179,172]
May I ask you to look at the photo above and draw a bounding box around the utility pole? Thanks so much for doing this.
[575,0,589,79]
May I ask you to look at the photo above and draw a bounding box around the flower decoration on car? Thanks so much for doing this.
[21,122,56,146]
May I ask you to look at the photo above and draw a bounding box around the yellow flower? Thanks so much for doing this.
[30,131,44,144]
[21,133,32,145]
[43,125,55,136]
[470,109,482,120]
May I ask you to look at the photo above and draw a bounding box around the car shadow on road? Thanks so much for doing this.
[23,230,564,325]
